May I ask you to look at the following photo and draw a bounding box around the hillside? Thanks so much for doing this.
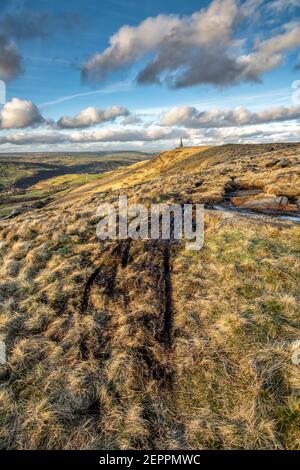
[58,144,300,210]
[0,152,151,218]
[0,144,299,450]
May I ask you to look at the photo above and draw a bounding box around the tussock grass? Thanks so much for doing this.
[172,216,300,449]
[0,144,299,449]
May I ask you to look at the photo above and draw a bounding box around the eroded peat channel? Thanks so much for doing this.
[160,240,173,349]
[77,236,176,448]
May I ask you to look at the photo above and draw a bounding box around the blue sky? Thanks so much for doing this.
[0,0,300,151]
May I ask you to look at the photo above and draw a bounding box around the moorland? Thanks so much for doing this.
[0,143,299,450]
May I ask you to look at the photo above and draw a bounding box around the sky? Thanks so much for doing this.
[0,0,300,152]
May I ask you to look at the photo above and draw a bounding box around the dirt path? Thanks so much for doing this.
[77,235,176,448]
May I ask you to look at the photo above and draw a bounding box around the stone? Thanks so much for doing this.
[231,194,298,212]
[277,159,290,168]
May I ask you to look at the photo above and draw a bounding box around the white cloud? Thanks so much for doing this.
[197,123,300,144]
[82,14,181,82]
[121,114,143,125]
[162,104,300,127]
[0,98,44,129]
[239,23,300,78]
[0,100,130,130]
[57,105,129,129]
[0,127,187,146]
[69,127,187,143]
[82,0,300,89]
[1,121,299,150]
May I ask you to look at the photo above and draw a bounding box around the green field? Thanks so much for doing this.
[0,151,152,217]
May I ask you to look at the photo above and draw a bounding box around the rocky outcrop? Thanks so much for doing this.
[231,194,298,212]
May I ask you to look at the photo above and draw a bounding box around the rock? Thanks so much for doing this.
[231,194,298,212]
[277,159,290,168]
[266,159,280,168]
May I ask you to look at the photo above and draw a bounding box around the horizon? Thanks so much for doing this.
[1,141,300,155]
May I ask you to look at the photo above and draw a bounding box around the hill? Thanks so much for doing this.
[0,144,299,450]
[0,151,151,218]
[58,144,300,209]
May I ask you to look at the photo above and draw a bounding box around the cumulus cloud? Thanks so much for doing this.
[82,0,300,89]
[197,124,300,144]
[82,14,181,82]
[162,104,300,128]
[1,123,299,149]
[239,23,300,79]
[83,0,242,87]
[0,99,130,130]
[0,127,187,146]
[121,114,143,125]
[0,98,45,129]
[0,132,66,146]
[70,127,186,143]
[57,105,129,129]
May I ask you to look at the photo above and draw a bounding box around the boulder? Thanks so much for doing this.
[266,159,279,168]
[231,194,298,212]
[277,159,290,168]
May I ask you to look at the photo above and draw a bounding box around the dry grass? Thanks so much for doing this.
[172,215,300,449]
[0,143,299,449]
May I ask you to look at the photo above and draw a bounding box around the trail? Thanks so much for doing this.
[77,231,176,448]
[80,244,120,314]
[160,240,173,349]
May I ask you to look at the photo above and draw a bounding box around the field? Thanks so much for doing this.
[0,152,151,217]
[0,144,299,449]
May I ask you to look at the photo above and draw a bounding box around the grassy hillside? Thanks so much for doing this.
[0,151,151,191]
[0,144,299,449]
[59,143,300,206]
[0,152,151,217]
